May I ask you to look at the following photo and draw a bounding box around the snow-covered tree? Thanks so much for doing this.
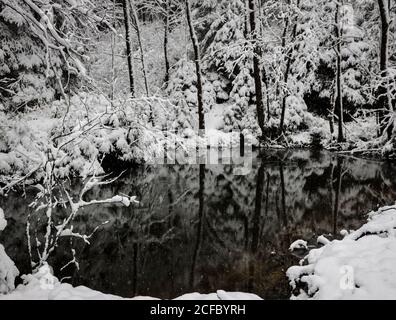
[0,0,113,110]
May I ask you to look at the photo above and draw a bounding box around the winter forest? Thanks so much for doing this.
[0,0,396,301]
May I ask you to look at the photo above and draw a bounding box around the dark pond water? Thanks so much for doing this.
[1,150,396,299]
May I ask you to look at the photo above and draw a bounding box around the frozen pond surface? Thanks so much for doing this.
[1,150,396,299]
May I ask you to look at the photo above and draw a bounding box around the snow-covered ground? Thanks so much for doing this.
[287,204,396,300]
[0,207,19,294]
[0,244,19,294]
[0,263,261,300]
[0,208,6,231]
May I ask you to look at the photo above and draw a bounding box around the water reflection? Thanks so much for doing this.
[1,150,396,299]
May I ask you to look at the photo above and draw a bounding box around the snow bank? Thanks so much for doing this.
[0,245,19,294]
[0,208,20,294]
[0,207,6,231]
[0,263,129,300]
[287,204,396,299]
[0,263,262,300]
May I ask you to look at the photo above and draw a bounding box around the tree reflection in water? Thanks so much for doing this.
[1,150,396,299]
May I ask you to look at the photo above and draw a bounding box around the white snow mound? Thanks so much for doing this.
[287,204,396,300]
[289,239,308,251]
[0,208,6,231]
[0,245,20,294]
[0,263,262,300]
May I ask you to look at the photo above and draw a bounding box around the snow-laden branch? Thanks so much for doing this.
[25,162,139,266]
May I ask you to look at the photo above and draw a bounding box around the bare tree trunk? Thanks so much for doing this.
[329,81,336,137]
[163,0,171,84]
[129,0,154,125]
[262,69,271,121]
[122,0,135,97]
[244,0,269,122]
[329,160,335,224]
[185,0,205,131]
[244,0,250,39]
[110,0,117,102]
[378,0,393,138]
[130,0,149,97]
[279,0,300,135]
[335,1,345,142]
[248,0,265,137]
[257,0,271,122]
[110,30,115,101]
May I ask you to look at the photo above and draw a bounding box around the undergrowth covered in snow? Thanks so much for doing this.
[0,94,209,190]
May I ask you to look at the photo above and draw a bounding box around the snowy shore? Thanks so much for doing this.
[287,204,396,299]
[0,262,261,300]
